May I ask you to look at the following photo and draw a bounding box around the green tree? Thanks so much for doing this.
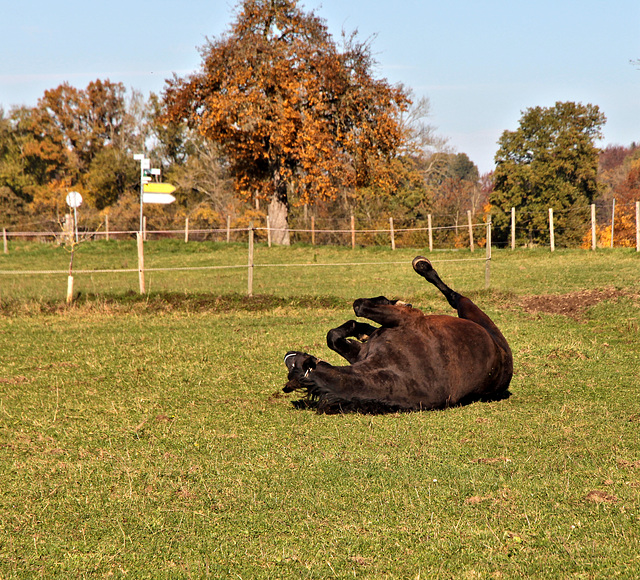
[163,0,411,244]
[0,107,45,224]
[84,147,139,210]
[490,101,606,246]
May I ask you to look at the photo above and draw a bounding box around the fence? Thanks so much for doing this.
[3,199,639,251]
[3,200,639,303]
[500,200,640,250]
[0,220,493,303]
[2,212,484,250]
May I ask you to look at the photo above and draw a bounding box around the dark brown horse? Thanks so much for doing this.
[283,257,513,413]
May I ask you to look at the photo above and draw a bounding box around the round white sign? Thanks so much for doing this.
[66,191,83,208]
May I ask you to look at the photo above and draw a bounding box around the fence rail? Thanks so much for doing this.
[1,221,494,302]
[3,200,639,252]
[2,201,639,302]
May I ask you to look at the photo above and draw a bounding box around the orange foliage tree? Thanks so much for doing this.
[163,0,411,244]
[609,159,640,246]
[587,146,640,247]
[15,79,137,218]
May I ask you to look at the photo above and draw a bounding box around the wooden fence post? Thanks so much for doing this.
[226,215,231,243]
[311,216,315,246]
[485,216,492,289]
[105,215,110,241]
[427,214,433,252]
[467,210,474,252]
[350,214,355,249]
[549,208,555,252]
[184,217,189,243]
[3,228,7,254]
[389,217,395,250]
[266,215,272,248]
[137,232,146,294]
[510,207,516,250]
[591,204,596,250]
[610,198,616,248]
[247,222,254,297]
[636,201,640,252]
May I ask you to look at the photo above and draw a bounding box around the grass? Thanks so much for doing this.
[0,241,639,578]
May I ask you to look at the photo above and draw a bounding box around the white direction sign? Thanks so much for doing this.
[142,192,176,204]
[66,191,83,208]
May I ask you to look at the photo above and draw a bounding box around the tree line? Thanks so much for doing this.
[1,0,638,247]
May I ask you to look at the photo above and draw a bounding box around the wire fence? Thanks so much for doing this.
[3,199,639,250]
[2,200,639,303]
[1,220,494,303]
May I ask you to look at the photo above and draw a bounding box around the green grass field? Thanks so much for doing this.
[1,241,639,578]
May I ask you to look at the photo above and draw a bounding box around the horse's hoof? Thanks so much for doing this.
[412,256,433,275]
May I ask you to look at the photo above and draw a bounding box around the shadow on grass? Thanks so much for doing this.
[0,291,347,316]
[286,389,512,415]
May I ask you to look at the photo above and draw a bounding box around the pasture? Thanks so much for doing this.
[1,242,639,578]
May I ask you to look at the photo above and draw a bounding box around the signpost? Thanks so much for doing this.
[133,154,150,232]
[142,192,176,204]
[133,154,177,233]
[65,191,82,242]
[143,183,176,194]
[142,183,176,205]
[132,155,176,291]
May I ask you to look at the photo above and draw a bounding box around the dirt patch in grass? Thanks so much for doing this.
[585,490,619,504]
[517,287,629,319]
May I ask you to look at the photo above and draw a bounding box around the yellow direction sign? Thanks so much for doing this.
[143,182,176,194]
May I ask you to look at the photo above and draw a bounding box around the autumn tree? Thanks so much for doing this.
[490,101,606,246]
[592,145,640,246]
[28,80,129,174]
[163,0,411,244]
[16,80,143,214]
[0,108,31,224]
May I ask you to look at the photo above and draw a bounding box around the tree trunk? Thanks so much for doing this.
[268,172,291,245]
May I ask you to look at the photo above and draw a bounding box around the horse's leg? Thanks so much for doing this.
[352,296,412,327]
[412,256,511,357]
[283,351,361,411]
[412,257,462,309]
[326,320,378,364]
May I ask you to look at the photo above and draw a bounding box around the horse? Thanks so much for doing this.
[283,256,513,413]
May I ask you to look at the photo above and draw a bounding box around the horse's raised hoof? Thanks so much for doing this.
[412,256,434,277]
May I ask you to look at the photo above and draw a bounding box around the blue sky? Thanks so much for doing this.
[1,0,638,173]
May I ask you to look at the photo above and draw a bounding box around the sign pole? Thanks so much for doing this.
[137,232,146,294]
[65,191,82,303]
[73,205,79,243]
[133,154,151,234]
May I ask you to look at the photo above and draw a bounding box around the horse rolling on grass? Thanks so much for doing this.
[283,256,513,414]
